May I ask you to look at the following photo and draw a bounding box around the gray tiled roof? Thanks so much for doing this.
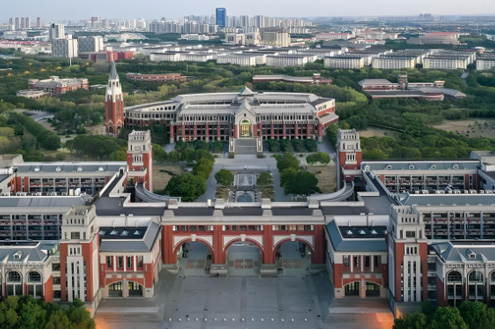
[0,242,51,263]
[432,241,495,263]
[0,196,86,208]
[99,221,161,252]
[326,221,387,252]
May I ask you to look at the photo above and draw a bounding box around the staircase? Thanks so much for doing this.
[234,138,259,155]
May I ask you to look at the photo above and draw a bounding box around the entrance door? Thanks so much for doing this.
[366,282,381,297]
[239,119,251,138]
[108,281,123,297]
[345,281,360,296]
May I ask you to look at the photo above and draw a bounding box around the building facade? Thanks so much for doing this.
[28,76,89,95]
[124,86,337,143]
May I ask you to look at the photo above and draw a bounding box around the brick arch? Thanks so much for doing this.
[273,237,315,255]
[223,237,265,263]
[173,238,214,263]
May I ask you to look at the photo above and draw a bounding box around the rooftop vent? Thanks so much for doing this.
[110,230,118,236]
[13,250,23,260]
[56,167,61,172]
[359,230,366,235]
[346,230,353,236]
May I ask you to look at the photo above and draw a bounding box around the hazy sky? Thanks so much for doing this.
[3,0,495,22]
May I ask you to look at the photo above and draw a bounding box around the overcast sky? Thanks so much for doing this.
[3,0,495,22]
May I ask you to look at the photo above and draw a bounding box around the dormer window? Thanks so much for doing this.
[56,167,61,172]
[110,230,118,235]
[359,230,366,235]
[346,230,353,236]
[77,167,83,172]
[13,250,23,260]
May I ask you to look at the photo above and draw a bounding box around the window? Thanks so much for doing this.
[28,272,41,283]
[365,256,370,268]
[127,256,133,269]
[374,256,380,266]
[343,255,350,267]
[406,231,416,238]
[117,256,123,269]
[8,271,21,282]
[107,256,113,268]
[448,271,462,283]
[137,256,144,268]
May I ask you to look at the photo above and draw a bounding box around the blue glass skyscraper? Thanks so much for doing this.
[216,8,226,28]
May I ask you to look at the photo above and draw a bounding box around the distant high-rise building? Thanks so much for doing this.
[91,16,100,27]
[78,36,104,53]
[36,17,41,28]
[49,23,65,40]
[15,17,20,30]
[51,37,78,58]
[25,17,30,29]
[216,8,226,28]
[8,18,14,31]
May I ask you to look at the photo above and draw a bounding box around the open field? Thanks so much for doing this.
[307,164,337,194]
[432,119,495,138]
[152,164,183,192]
[359,127,398,138]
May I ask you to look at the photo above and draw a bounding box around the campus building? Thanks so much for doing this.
[125,73,187,83]
[28,76,89,95]
[4,62,495,319]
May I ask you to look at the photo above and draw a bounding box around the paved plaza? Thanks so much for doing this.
[95,242,393,329]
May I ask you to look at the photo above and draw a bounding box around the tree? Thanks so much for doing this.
[180,147,196,164]
[214,169,234,186]
[44,310,71,329]
[165,173,206,201]
[393,312,427,329]
[276,153,299,173]
[459,301,489,329]
[193,158,214,180]
[306,152,330,165]
[280,168,297,187]
[167,150,180,163]
[257,172,272,186]
[152,144,168,163]
[427,306,468,329]
[109,150,127,161]
[284,171,318,195]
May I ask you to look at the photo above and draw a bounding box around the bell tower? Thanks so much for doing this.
[105,61,124,134]
[336,129,362,188]
[127,130,153,191]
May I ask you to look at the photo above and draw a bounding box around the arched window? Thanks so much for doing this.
[448,271,462,282]
[8,271,21,282]
[469,271,484,283]
[28,272,41,283]
[491,272,495,283]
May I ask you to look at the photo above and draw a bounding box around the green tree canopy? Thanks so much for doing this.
[164,173,206,202]
[276,153,299,173]
[306,152,330,165]
[427,306,468,329]
[459,301,489,329]
[284,171,319,195]
[257,172,272,186]
[393,312,427,329]
[214,169,234,186]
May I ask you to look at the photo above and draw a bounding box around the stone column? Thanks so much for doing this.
[294,123,299,139]
[205,123,209,142]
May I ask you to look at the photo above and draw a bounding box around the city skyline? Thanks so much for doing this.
[2,0,495,22]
